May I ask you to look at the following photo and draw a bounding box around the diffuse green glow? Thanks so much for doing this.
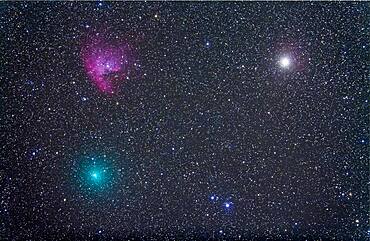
[75,155,115,192]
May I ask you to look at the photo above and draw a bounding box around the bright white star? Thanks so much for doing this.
[279,56,291,68]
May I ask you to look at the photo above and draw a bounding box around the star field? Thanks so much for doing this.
[1,2,369,240]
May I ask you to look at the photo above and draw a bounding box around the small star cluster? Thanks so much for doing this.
[1,2,369,240]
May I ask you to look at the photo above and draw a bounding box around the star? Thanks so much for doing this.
[223,201,234,212]
[279,56,291,68]
[210,194,219,201]
[224,201,233,208]
[4,2,367,240]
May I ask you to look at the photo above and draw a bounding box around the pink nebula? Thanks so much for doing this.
[81,36,132,95]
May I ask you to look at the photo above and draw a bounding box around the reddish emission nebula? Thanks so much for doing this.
[81,34,133,95]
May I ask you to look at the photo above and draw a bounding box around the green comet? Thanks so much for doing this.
[73,154,116,193]
[90,170,101,181]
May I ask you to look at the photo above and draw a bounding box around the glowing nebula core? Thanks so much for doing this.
[81,36,133,94]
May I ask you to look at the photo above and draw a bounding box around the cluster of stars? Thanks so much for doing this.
[209,194,233,212]
[1,2,368,240]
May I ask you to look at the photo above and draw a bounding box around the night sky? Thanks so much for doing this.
[1,2,369,240]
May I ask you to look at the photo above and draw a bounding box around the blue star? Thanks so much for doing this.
[210,194,219,201]
[96,0,108,9]
[224,202,232,208]
[223,201,234,212]
[29,148,41,160]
